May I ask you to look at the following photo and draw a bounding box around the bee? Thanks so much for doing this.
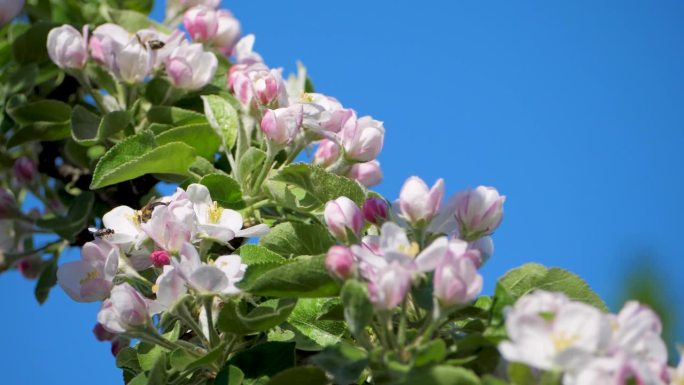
[137,198,169,224]
[147,40,166,50]
[88,227,115,238]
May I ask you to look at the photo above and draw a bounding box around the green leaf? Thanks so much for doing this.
[109,9,168,33]
[137,342,164,371]
[238,147,266,188]
[215,365,245,385]
[199,173,243,209]
[495,263,608,312]
[90,131,196,189]
[147,106,207,126]
[482,376,509,385]
[260,222,334,258]
[286,298,346,351]
[6,96,72,147]
[340,279,373,338]
[403,366,481,385]
[202,95,239,150]
[239,244,286,265]
[156,123,220,160]
[507,363,535,385]
[227,342,295,379]
[127,373,148,385]
[170,343,225,372]
[188,156,221,178]
[265,366,327,385]
[36,192,95,241]
[119,0,154,17]
[71,106,129,146]
[239,255,339,298]
[12,21,53,64]
[147,351,168,385]
[116,347,142,373]
[269,163,366,208]
[310,343,368,385]
[414,339,447,367]
[217,298,297,335]
[34,258,57,304]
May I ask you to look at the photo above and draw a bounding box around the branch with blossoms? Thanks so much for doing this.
[0,1,681,384]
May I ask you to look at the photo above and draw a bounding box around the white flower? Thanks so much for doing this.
[166,43,218,90]
[57,240,119,302]
[102,206,147,249]
[97,283,152,333]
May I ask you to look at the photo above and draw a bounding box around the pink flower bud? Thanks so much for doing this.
[467,236,493,267]
[17,256,43,280]
[325,245,355,280]
[340,116,384,163]
[313,140,340,167]
[0,0,24,26]
[455,186,505,240]
[362,197,389,225]
[89,23,130,72]
[324,197,363,243]
[230,63,285,108]
[165,43,218,90]
[47,25,88,70]
[260,105,303,145]
[116,38,152,84]
[97,283,150,333]
[213,10,241,55]
[398,176,444,225]
[149,250,171,268]
[368,262,412,310]
[13,156,36,185]
[0,189,17,219]
[433,253,483,307]
[184,6,219,41]
[348,160,383,187]
[93,323,115,342]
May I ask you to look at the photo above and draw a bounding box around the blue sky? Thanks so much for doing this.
[2,1,684,383]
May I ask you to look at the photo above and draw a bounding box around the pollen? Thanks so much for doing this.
[207,201,224,224]
[300,92,314,103]
[79,270,100,285]
[152,284,158,294]
[397,242,420,257]
[551,332,578,352]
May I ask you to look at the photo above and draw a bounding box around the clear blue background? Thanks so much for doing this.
[2,1,684,383]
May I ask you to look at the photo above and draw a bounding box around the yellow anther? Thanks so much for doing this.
[79,270,100,285]
[152,284,159,294]
[207,201,224,224]
[397,242,420,258]
[300,92,314,103]
[551,332,578,352]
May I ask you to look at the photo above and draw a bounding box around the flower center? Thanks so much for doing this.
[301,92,314,103]
[397,242,420,258]
[551,332,578,352]
[79,270,100,285]
[207,201,224,224]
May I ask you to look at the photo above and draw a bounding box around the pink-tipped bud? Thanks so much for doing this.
[348,160,383,187]
[398,176,444,225]
[340,115,385,163]
[13,156,36,185]
[47,25,88,70]
[17,256,43,280]
[150,250,171,268]
[325,245,355,280]
[183,6,219,41]
[362,197,389,225]
[433,253,483,307]
[213,10,241,55]
[313,140,340,168]
[260,105,303,145]
[455,186,505,240]
[93,323,115,342]
[324,197,363,243]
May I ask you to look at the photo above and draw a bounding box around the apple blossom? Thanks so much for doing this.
[165,43,218,90]
[324,197,364,243]
[348,160,383,187]
[367,261,412,311]
[186,184,269,243]
[232,34,263,65]
[101,206,147,248]
[326,245,355,280]
[609,301,668,365]
[564,353,668,385]
[398,176,445,225]
[467,236,494,267]
[230,63,286,108]
[362,197,390,225]
[115,37,152,83]
[340,116,385,163]
[455,186,505,240]
[47,25,88,69]
[141,196,194,252]
[0,0,24,26]
[12,156,36,185]
[184,6,219,41]
[97,283,152,333]
[57,240,119,302]
[433,251,483,307]
[137,28,187,69]
[89,23,130,71]
[260,105,304,145]
[93,323,116,342]
[212,10,241,54]
[314,140,340,167]
[149,250,171,268]
[151,265,187,312]
[300,93,355,135]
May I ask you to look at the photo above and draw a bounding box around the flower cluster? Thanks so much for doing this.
[57,184,268,349]
[325,176,505,312]
[500,290,672,384]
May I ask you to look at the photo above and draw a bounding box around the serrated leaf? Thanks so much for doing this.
[270,163,366,208]
[238,244,286,265]
[495,263,608,312]
[90,131,196,189]
[199,173,243,209]
[71,106,129,146]
[265,366,328,385]
[217,298,297,335]
[260,222,334,258]
[156,123,220,159]
[202,95,238,150]
[239,255,339,298]
[286,298,346,351]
